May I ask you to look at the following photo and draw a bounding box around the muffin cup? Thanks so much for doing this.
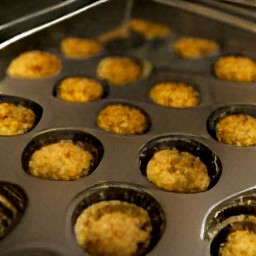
[21,129,104,179]
[139,134,222,192]
[0,181,27,240]
[103,31,146,52]
[52,75,109,102]
[0,94,43,136]
[96,101,152,135]
[201,186,256,255]
[71,181,166,255]
[96,54,153,85]
[207,104,256,143]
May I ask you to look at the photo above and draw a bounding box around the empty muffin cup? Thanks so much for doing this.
[22,129,104,181]
[71,182,165,256]
[0,181,27,240]
[102,30,146,52]
[139,135,222,193]
[207,104,256,147]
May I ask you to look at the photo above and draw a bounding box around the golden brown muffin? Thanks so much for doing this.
[0,103,35,136]
[98,18,170,43]
[216,114,256,147]
[97,57,142,85]
[57,77,104,103]
[214,56,256,82]
[98,26,129,44]
[74,200,152,256]
[219,229,256,256]
[7,50,61,79]
[28,141,93,180]
[173,37,220,59]
[97,104,148,135]
[150,82,199,108]
[146,149,210,193]
[129,18,171,40]
[61,37,103,58]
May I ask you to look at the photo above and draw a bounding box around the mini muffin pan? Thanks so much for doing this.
[0,0,256,255]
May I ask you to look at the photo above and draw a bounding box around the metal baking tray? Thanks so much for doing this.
[0,0,98,44]
[0,0,256,255]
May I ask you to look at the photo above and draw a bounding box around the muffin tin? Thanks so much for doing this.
[0,0,256,255]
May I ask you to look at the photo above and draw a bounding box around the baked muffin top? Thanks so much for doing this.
[219,229,256,256]
[214,56,256,82]
[129,18,171,40]
[216,114,256,147]
[0,103,35,136]
[97,104,148,135]
[7,50,61,79]
[150,82,199,108]
[97,57,142,85]
[57,77,104,103]
[173,37,220,59]
[29,141,93,180]
[74,200,152,256]
[146,149,210,193]
[61,37,103,58]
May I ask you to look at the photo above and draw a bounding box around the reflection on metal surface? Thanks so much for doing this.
[201,186,256,240]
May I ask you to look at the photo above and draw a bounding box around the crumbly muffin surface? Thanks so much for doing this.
[7,50,61,79]
[214,56,256,82]
[0,103,35,136]
[61,37,103,58]
[216,114,256,147]
[146,149,210,193]
[74,200,152,256]
[173,37,219,59]
[129,18,171,40]
[58,77,103,103]
[29,141,93,180]
[150,82,199,108]
[97,104,148,135]
[219,229,256,256]
[97,57,142,85]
